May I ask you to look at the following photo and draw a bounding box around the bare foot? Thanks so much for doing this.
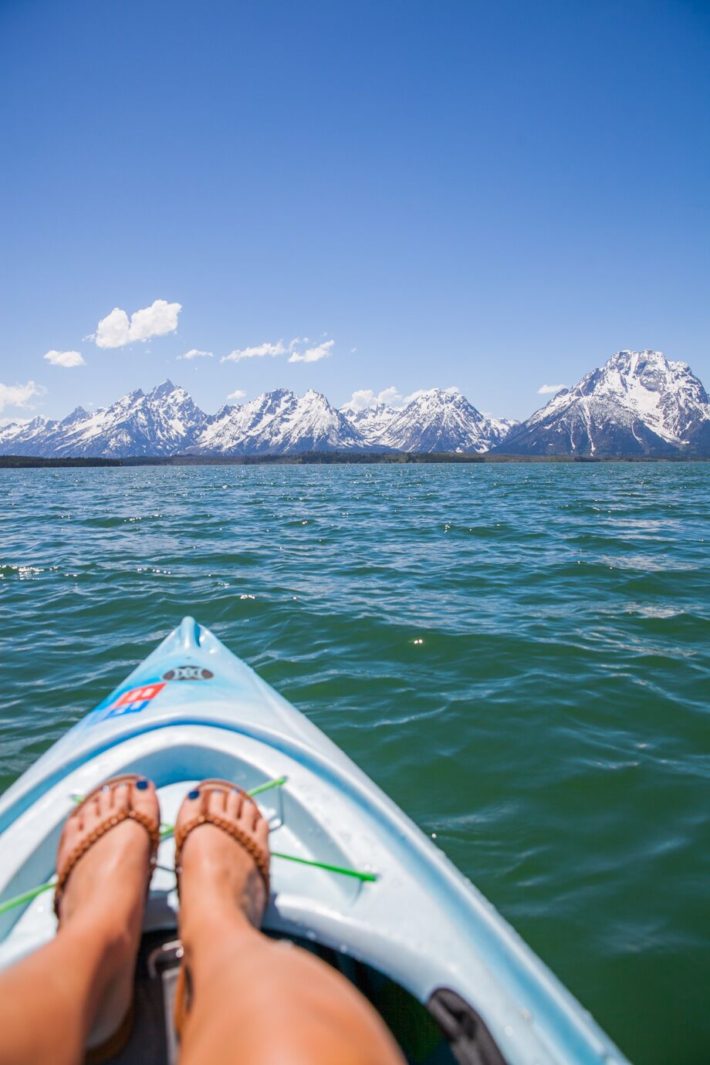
[55,777,159,1048]
[175,783,270,937]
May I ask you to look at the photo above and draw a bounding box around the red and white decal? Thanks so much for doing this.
[106,682,166,717]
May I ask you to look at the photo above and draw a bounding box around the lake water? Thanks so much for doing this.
[1,462,708,1063]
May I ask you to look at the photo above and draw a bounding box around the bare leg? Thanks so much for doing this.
[176,786,405,1065]
[0,779,159,1065]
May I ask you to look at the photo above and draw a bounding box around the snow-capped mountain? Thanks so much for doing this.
[2,355,707,458]
[496,350,710,457]
[0,381,207,457]
[0,415,57,455]
[340,402,398,447]
[0,381,513,457]
[381,389,514,453]
[194,389,366,454]
[340,390,515,453]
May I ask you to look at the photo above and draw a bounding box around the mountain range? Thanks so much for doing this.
[1,350,708,458]
[0,383,514,458]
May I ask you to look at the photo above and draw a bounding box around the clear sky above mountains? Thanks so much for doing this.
[1,0,708,423]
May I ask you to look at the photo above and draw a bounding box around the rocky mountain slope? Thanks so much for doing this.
[495,350,710,457]
[194,389,366,454]
[0,382,512,457]
[381,389,514,453]
[341,389,514,453]
[342,402,398,447]
[1,352,708,458]
[0,381,207,457]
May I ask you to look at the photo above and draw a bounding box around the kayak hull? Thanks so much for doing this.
[0,618,627,1064]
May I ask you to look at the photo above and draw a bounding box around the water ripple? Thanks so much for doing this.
[1,462,708,1063]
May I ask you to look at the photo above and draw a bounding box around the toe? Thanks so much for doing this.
[207,787,228,818]
[242,796,259,831]
[131,777,159,824]
[97,782,115,819]
[226,786,241,820]
[255,815,269,849]
[176,784,204,834]
[83,791,104,835]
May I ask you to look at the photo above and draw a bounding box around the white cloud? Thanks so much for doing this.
[0,380,45,412]
[94,299,182,348]
[288,339,334,364]
[221,334,335,364]
[43,349,85,368]
[344,384,461,411]
[377,386,404,406]
[222,340,287,363]
[126,299,181,342]
[345,389,378,412]
[343,386,423,410]
[95,307,130,348]
[227,389,247,402]
[537,383,567,395]
[178,348,213,361]
[344,386,402,412]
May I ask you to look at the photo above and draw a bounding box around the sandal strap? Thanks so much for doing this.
[174,803,270,897]
[54,782,160,918]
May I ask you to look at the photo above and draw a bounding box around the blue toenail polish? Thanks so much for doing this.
[188,788,200,800]
[136,778,149,790]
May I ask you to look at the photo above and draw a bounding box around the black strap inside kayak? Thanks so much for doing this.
[428,987,509,1065]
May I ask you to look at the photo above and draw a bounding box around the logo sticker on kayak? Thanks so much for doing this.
[163,665,213,681]
[104,682,166,718]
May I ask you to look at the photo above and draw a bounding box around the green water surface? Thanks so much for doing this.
[1,463,708,1063]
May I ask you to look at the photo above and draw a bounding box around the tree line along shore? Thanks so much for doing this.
[1,453,707,469]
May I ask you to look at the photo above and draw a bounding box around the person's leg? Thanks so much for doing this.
[176,785,406,1065]
[0,778,159,1065]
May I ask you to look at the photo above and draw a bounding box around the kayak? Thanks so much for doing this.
[0,617,627,1064]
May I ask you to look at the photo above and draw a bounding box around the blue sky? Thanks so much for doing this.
[1,0,708,422]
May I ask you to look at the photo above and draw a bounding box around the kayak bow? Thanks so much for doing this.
[0,618,627,1065]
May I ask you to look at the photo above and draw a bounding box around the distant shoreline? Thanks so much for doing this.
[1,452,708,468]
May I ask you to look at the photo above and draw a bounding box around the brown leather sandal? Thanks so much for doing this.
[173,779,271,1039]
[53,774,161,1065]
[173,778,270,896]
[54,773,161,917]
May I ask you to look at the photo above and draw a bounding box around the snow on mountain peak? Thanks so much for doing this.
[0,381,516,457]
[61,407,89,425]
[342,402,397,446]
[2,354,706,459]
[498,349,710,456]
[149,379,178,398]
[196,387,365,454]
[382,386,509,453]
[559,349,708,442]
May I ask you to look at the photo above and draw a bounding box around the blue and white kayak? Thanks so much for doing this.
[0,618,627,1065]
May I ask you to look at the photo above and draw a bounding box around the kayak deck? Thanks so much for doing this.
[0,618,628,1065]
